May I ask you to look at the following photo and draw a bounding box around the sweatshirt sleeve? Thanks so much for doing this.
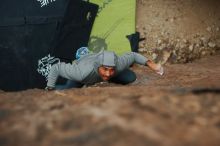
[47,62,83,88]
[116,52,148,72]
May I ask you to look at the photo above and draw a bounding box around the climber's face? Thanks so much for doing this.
[98,66,116,81]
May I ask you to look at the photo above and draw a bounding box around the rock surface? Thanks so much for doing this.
[1,54,220,146]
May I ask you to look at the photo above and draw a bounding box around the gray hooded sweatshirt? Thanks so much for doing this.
[47,51,148,88]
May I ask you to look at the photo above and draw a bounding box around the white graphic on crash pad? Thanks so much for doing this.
[37,0,56,7]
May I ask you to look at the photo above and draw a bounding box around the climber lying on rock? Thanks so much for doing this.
[45,50,164,90]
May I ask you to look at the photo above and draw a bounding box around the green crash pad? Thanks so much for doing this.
[89,0,136,55]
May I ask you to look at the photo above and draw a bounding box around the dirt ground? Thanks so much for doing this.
[1,0,220,146]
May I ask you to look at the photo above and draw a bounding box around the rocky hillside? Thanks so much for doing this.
[137,0,220,63]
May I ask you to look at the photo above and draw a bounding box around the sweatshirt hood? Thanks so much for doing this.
[101,51,117,67]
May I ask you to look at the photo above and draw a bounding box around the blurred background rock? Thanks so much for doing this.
[136,0,220,64]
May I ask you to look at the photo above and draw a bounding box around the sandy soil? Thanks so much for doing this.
[0,0,220,146]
